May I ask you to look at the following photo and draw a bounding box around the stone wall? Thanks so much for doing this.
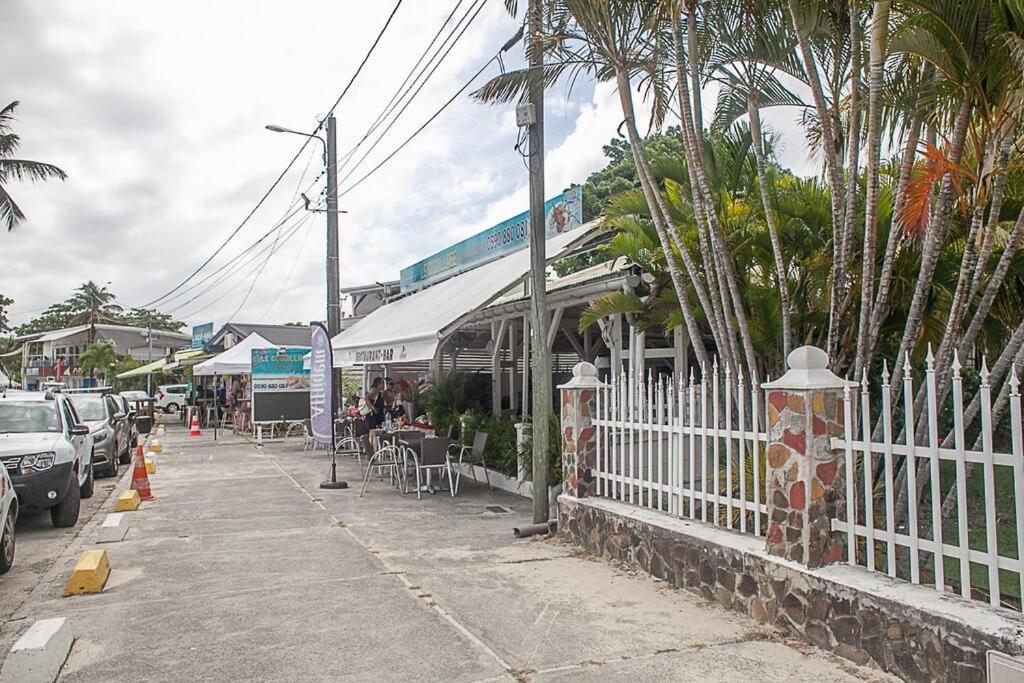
[559,495,1024,682]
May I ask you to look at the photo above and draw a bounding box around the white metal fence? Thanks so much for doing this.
[590,348,1024,614]
[593,360,769,535]
[834,351,1024,613]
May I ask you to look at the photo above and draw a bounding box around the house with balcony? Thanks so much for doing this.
[14,323,190,390]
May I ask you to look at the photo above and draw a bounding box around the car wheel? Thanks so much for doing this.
[119,442,132,465]
[107,451,119,478]
[80,462,95,499]
[0,507,15,574]
[166,402,180,414]
[51,471,81,528]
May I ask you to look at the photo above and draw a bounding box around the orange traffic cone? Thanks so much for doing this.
[188,412,201,437]
[131,443,155,501]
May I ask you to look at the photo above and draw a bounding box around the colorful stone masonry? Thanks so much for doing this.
[762,367,848,568]
[559,362,600,498]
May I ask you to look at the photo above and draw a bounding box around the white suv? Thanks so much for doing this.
[0,464,15,573]
[0,390,94,528]
[155,384,188,414]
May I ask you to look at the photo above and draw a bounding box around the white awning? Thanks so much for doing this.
[192,333,276,376]
[331,222,600,368]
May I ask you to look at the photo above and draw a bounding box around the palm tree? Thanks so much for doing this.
[78,343,118,386]
[69,281,123,344]
[0,101,67,232]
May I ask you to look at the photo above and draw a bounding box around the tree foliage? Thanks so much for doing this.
[15,282,184,336]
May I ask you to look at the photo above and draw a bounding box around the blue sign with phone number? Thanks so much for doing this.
[399,186,582,293]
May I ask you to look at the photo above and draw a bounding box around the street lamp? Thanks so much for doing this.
[266,117,346,491]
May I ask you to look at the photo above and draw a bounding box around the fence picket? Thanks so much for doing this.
[881,363,897,578]
[925,346,945,592]
[903,357,922,584]
[1009,367,1024,609]
[712,358,721,525]
[979,359,1001,606]
[700,363,709,523]
[738,370,747,534]
[860,371,875,572]
[657,375,664,511]
[688,370,697,519]
[754,375,763,537]
[950,353,971,598]
[844,383,856,565]
[725,364,734,529]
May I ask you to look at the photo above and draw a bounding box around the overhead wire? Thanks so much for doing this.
[337,0,466,170]
[140,0,406,309]
[337,0,489,187]
[339,26,523,197]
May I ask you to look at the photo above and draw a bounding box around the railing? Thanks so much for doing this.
[593,360,769,535]
[834,350,1024,613]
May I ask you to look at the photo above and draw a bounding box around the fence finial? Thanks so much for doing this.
[980,357,990,386]
[881,359,890,384]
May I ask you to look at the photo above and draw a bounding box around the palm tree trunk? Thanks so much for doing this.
[879,98,972,438]
[786,0,846,358]
[687,2,703,141]
[957,206,1024,361]
[614,68,710,371]
[969,135,1012,298]
[747,99,793,359]
[853,1,890,381]
[864,97,926,373]
[680,11,761,387]
[840,0,864,348]
[671,14,737,371]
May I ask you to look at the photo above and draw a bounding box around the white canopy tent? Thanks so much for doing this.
[331,223,599,368]
[192,333,276,376]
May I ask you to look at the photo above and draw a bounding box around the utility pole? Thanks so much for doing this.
[146,318,153,396]
[526,0,550,525]
[325,115,342,415]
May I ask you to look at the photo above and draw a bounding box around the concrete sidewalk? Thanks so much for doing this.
[3,425,893,681]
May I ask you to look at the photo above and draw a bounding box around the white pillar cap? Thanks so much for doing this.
[762,346,853,391]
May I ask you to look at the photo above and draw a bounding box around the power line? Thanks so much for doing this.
[258,216,316,322]
[141,0,406,309]
[339,27,523,197]
[177,210,319,321]
[164,200,318,314]
[338,0,489,187]
[337,0,478,174]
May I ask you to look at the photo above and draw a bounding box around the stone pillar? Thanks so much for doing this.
[762,346,850,568]
[558,362,602,498]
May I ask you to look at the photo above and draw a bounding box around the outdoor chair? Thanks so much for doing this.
[335,418,369,466]
[401,436,456,499]
[300,421,324,455]
[447,431,490,495]
[358,434,406,497]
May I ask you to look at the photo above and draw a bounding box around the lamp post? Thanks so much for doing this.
[265,117,342,413]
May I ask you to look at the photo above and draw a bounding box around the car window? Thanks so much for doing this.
[60,401,76,432]
[69,395,107,421]
[0,401,61,433]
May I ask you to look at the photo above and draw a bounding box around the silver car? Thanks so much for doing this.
[67,394,128,478]
[0,390,94,528]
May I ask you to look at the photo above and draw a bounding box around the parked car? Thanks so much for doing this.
[0,390,94,528]
[112,394,138,463]
[67,393,128,478]
[0,462,16,573]
[155,384,188,414]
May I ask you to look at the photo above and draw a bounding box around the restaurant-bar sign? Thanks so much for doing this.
[399,186,582,293]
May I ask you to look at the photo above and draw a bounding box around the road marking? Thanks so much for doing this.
[271,461,514,675]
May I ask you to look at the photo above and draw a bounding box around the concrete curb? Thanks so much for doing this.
[0,617,74,683]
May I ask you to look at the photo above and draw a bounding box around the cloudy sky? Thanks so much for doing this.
[2,0,815,333]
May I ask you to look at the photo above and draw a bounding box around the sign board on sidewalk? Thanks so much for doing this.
[399,186,583,293]
[308,323,333,446]
[191,323,214,349]
[250,348,311,423]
